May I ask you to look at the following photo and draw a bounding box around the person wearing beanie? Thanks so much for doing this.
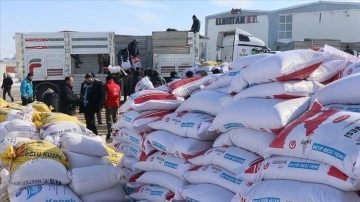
[79,73,104,135]
[20,72,34,105]
[191,15,200,33]
[91,73,104,125]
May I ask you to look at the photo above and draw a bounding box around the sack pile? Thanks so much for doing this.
[0,102,126,202]
[112,46,360,202]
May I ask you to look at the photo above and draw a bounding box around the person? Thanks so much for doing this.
[129,69,144,95]
[58,76,79,115]
[1,73,14,102]
[79,73,104,135]
[167,71,180,82]
[91,72,104,125]
[127,39,140,66]
[191,15,200,33]
[185,71,194,78]
[20,73,34,106]
[344,45,355,55]
[103,75,121,140]
[150,70,166,86]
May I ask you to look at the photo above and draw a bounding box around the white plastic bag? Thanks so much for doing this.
[169,76,211,97]
[63,150,111,169]
[61,133,108,156]
[229,53,271,69]
[112,140,151,161]
[307,59,347,83]
[40,121,93,139]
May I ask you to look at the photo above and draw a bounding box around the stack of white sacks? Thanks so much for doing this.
[0,105,127,202]
[115,45,360,202]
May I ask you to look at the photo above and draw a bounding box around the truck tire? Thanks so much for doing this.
[35,83,59,102]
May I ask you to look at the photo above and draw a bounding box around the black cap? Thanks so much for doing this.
[85,73,93,78]
[27,72,33,77]
[192,15,196,18]
[91,72,95,78]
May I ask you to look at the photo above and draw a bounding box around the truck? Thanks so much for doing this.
[15,32,116,101]
[214,28,270,63]
[152,31,208,77]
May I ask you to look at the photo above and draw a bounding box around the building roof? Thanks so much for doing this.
[274,1,360,12]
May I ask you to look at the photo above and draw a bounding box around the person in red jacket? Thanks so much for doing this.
[104,75,121,140]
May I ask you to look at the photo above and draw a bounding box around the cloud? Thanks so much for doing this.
[121,0,168,9]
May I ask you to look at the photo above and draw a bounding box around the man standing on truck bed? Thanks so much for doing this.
[20,73,34,106]
[191,15,200,33]
[127,39,140,66]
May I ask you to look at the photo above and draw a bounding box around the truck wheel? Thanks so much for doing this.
[35,83,59,102]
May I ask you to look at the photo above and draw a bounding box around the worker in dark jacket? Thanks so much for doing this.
[59,76,78,115]
[79,73,105,135]
[1,73,14,102]
[191,15,200,33]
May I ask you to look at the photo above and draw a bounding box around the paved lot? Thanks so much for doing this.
[8,84,111,137]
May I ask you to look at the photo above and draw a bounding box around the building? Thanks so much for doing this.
[205,1,360,61]
[0,58,17,83]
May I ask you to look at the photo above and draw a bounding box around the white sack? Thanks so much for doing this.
[80,184,126,202]
[311,72,360,105]
[112,127,154,154]
[209,97,310,134]
[40,121,93,139]
[169,76,211,97]
[113,109,170,133]
[326,104,360,113]
[307,59,347,83]
[340,61,360,78]
[137,171,188,193]
[63,150,110,169]
[1,119,37,134]
[213,128,277,158]
[229,53,271,69]
[134,151,194,178]
[203,68,242,90]
[8,159,70,194]
[70,164,121,195]
[266,102,360,178]
[230,49,327,93]
[107,65,122,74]
[60,133,107,156]
[10,184,80,202]
[181,184,235,202]
[323,44,360,64]
[183,164,249,193]
[146,130,213,159]
[112,140,150,161]
[189,146,263,174]
[148,112,217,140]
[135,77,155,92]
[233,80,323,100]
[175,90,231,116]
[6,109,33,122]
[232,180,360,202]
[241,156,360,191]
[117,156,139,171]
[130,185,174,202]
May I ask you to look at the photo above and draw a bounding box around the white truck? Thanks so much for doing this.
[15,32,115,100]
[152,31,208,77]
[215,28,269,63]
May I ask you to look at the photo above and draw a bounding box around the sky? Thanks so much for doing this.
[0,0,357,58]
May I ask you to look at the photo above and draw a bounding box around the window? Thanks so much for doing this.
[239,34,250,42]
[278,15,292,39]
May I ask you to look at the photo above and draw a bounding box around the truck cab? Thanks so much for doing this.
[216,28,269,63]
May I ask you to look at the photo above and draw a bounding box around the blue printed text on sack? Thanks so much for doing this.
[181,122,195,128]
[288,161,320,170]
[164,161,178,169]
[224,123,244,129]
[152,141,166,151]
[224,153,245,164]
[253,197,280,202]
[312,143,346,161]
[220,173,242,184]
